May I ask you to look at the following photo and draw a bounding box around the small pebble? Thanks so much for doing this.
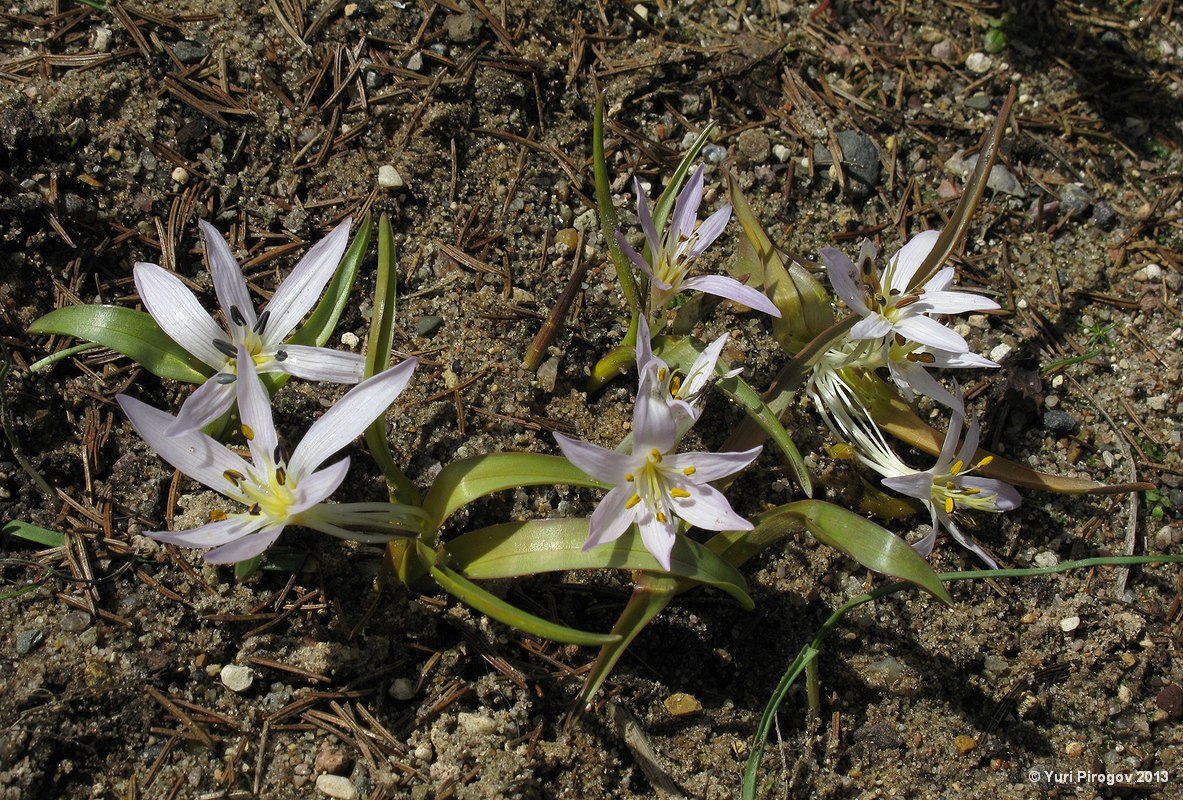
[220,663,255,693]
[1034,551,1059,568]
[314,747,352,775]
[389,678,415,700]
[988,343,1013,362]
[1133,263,1163,282]
[1059,183,1092,216]
[737,128,771,162]
[170,166,189,185]
[1065,741,1084,757]
[414,316,444,337]
[315,774,358,800]
[61,611,91,633]
[413,742,433,761]
[456,711,497,735]
[377,165,405,189]
[931,39,956,61]
[1059,615,1081,633]
[965,51,992,74]
[1091,203,1117,229]
[554,228,579,252]
[340,331,359,348]
[1043,409,1079,433]
[702,143,728,165]
[953,735,977,754]
[1156,685,1183,719]
[664,692,703,717]
[16,629,43,655]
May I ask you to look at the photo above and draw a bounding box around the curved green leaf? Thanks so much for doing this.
[286,214,370,348]
[28,305,212,382]
[421,453,610,539]
[764,500,951,603]
[445,518,753,609]
[418,543,620,646]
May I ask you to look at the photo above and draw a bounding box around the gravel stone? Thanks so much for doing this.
[1043,409,1080,433]
[414,316,444,337]
[377,164,405,189]
[60,611,91,633]
[220,664,255,693]
[315,774,358,799]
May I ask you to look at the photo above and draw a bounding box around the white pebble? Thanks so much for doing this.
[1060,615,1081,633]
[170,166,189,184]
[772,144,792,162]
[413,742,433,761]
[340,331,359,348]
[220,664,255,693]
[378,164,405,189]
[1034,550,1059,568]
[989,343,1014,362]
[457,710,497,735]
[315,774,358,799]
[388,677,415,700]
[965,52,992,74]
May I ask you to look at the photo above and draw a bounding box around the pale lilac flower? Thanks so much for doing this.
[117,346,423,564]
[633,315,735,435]
[134,218,365,432]
[554,357,760,571]
[884,337,998,412]
[821,232,998,353]
[616,165,781,318]
[850,404,1019,568]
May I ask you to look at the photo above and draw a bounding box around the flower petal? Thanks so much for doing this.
[891,314,969,352]
[553,432,632,483]
[663,446,761,482]
[261,218,352,342]
[938,514,998,568]
[585,486,636,550]
[203,526,285,564]
[681,275,782,317]
[133,262,229,368]
[198,220,256,330]
[268,345,365,383]
[820,247,872,316]
[147,516,265,549]
[913,290,1000,316]
[927,349,998,369]
[632,366,677,452]
[633,178,662,257]
[616,232,661,284]
[288,457,351,515]
[686,204,731,259]
[670,165,705,242]
[636,511,677,571]
[889,230,939,292]
[676,332,728,404]
[937,409,964,467]
[118,393,251,494]
[234,347,278,468]
[286,357,416,481]
[888,358,961,410]
[669,480,753,532]
[168,375,238,435]
[960,476,1022,511]
[881,472,935,501]
[849,315,894,341]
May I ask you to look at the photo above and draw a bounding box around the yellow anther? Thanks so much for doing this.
[625,494,642,509]
[670,488,691,499]
[275,467,287,486]
[248,503,261,515]
[976,455,994,468]
[656,511,668,523]
[946,481,956,490]
[223,469,244,485]
[624,473,634,482]
[241,424,254,441]
[949,459,964,476]
[209,509,227,521]
[944,497,955,514]
[650,448,663,463]
[658,367,668,381]
[963,487,981,495]
[683,466,696,475]
[670,374,683,395]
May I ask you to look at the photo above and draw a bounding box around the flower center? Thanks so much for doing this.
[933,455,997,515]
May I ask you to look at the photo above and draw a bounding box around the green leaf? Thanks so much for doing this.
[362,213,419,506]
[2,520,66,548]
[650,125,713,234]
[419,543,620,646]
[234,555,262,581]
[654,335,811,496]
[763,500,951,603]
[421,453,610,539]
[286,214,370,348]
[28,306,211,382]
[445,518,753,609]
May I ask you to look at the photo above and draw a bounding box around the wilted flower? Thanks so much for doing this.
[134,218,366,432]
[617,165,781,318]
[554,348,760,571]
[821,232,998,353]
[118,346,423,564]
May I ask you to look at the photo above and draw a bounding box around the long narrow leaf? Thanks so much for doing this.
[286,214,371,348]
[421,453,610,540]
[2,520,66,548]
[29,306,211,382]
[445,518,753,608]
[419,543,619,646]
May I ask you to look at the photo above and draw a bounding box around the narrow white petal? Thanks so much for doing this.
[198,219,256,329]
[892,314,969,352]
[911,527,936,557]
[937,410,964,466]
[913,290,1000,315]
[923,266,956,292]
[148,516,264,549]
[633,179,663,258]
[286,358,415,481]
[636,513,677,571]
[687,204,731,258]
[669,481,753,532]
[203,526,285,564]
[676,332,728,404]
[288,458,351,514]
[234,347,278,467]
[632,367,677,453]
[956,413,980,463]
[939,514,998,568]
[663,446,761,482]
[670,165,705,241]
[118,393,251,493]
[270,345,365,383]
[585,486,636,550]
[634,316,659,375]
[682,275,782,317]
[889,230,939,292]
[960,476,1021,511]
[168,376,238,435]
[820,248,871,315]
[134,262,229,368]
[553,432,633,483]
[849,315,894,341]
[880,472,935,501]
[927,350,998,369]
[262,218,352,341]
[617,232,660,283]
[889,359,960,411]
